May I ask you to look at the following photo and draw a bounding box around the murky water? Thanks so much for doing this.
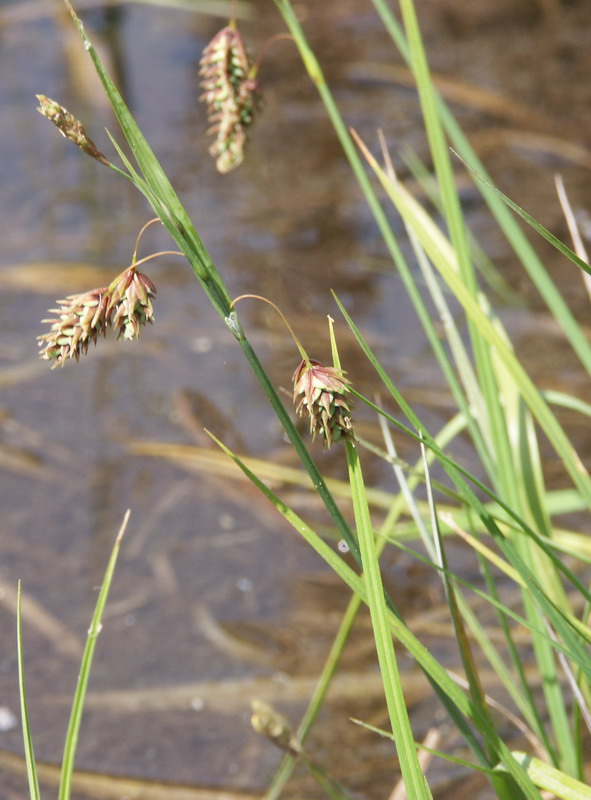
[1,0,591,797]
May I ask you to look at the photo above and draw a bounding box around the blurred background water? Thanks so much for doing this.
[1,0,591,796]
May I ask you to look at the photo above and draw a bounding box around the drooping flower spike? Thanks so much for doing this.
[107,266,157,341]
[230,294,354,448]
[199,25,261,173]
[38,265,157,368]
[38,287,111,366]
[292,359,354,448]
[38,220,184,368]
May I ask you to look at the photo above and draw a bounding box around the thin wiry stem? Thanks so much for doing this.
[230,293,310,365]
[131,217,161,264]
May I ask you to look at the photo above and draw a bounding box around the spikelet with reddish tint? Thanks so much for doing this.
[292,359,354,447]
[107,266,157,341]
[36,95,110,166]
[199,26,261,173]
[38,266,157,367]
[38,288,111,367]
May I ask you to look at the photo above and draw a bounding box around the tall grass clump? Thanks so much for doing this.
[24,0,591,798]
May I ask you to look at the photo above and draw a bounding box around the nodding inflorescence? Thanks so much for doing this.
[292,359,354,448]
[38,265,157,368]
[199,25,261,174]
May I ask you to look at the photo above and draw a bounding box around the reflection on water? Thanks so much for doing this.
[1,0,591,796]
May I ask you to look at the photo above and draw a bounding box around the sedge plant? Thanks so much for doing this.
[26,0,591,798]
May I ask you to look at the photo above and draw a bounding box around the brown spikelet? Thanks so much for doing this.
[38,266,157,368]
[37,288,111,367]
[107,266,157,341]
[199,26,261,173]
[292,359,354,448]
[36,95,110,166]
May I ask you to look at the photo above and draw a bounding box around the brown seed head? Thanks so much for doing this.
[107,267,157,341]
[199,27,261,173]
[37,288,110,367]
[36,95,110,166]
[292,359,354,448]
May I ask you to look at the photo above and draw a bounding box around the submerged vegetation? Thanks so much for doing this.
[14,0,591,798]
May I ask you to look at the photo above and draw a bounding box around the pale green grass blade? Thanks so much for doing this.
[504,754,591,800]
[407,226,494,477]
[334,303,591,694]
[394,0,519,520]
[58,511,129,800]
[401,146,520,303]
[395,0,472,289]
[506,395,576,772]
[544,392,591,418]
[370,0,591,375]
[345,441,432,799]
[351,138,591,509]
[493,354,574,771]
[16,581,41,800]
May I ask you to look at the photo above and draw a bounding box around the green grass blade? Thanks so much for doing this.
[346,440,432,799]
[16,581,41,800]
[209,433,544,798]
[401,146,519,303]
[389,0,520,523]
[458,156,591,277]
[266,412,482,799]
[335,302,591,694]
[504,754,591,800]
[421,445,518,799]
[351,140,591,508]
[58,511,129,800]
[370,0,591,375]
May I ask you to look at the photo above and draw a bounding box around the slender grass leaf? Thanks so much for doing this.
[16,581,41,800]
[58,511,129,800]
[502,753,591,800]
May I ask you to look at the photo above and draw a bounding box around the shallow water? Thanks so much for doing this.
[1,0,591,797]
